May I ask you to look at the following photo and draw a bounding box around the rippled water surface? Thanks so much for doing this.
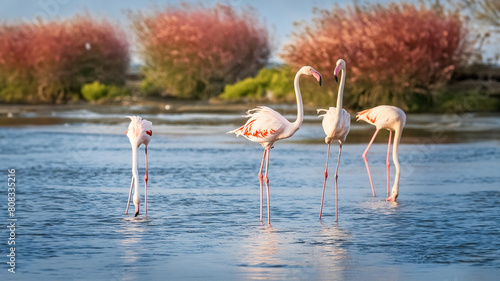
[1,109,500,280]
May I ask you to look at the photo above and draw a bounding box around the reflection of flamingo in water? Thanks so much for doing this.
[356,106,406,201]
[125,116,153,217]
[229,66,322,225]
[237,227,282,279]
[317,59,351,222]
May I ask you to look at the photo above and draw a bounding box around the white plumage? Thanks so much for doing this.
[317,59,351,222]
[125,115,153,217]
[229,66,323,225]
[356,105,406,201]
[317,107,351,144]
[126,116,153,148]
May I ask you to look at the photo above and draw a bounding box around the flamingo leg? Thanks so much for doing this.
[264,148,271,225]
[386,130,392,197]
[319,142,331,220]
[258,149,267,224]
[334,143,342,222]
[144,145,148,216]
[125,175,134,215]
[362,129,380,197]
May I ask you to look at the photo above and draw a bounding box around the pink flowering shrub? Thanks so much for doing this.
[131,3,270,99]
[0,15,129,103]
[281,2,471,110]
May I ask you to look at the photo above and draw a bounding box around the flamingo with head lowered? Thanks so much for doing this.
[317,59,351,221]
[125,116,153,217]
[356,105,406,201]
[229,66,322,225]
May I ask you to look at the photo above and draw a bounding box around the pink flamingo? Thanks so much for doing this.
[125,116,153,217]
[229,66,322,225]
[356,106,406,201]
[317,59,351,221]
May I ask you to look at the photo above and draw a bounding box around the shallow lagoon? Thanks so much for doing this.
[1,107,499,280]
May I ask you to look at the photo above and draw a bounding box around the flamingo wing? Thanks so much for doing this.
[356,108,377,124]
[318,107,351,142]
[356,105,405,129]
[229,106,287,142]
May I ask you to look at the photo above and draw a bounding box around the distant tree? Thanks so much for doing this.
[455,0,500,63]
[130,3,271,99]
[461,0,500,28]
[281,2,472,111]
[0,15,129,103]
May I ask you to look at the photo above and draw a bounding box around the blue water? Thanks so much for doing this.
[1,110,500,280]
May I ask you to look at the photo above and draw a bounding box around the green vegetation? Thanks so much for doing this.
[219,64,500,113]
[437,90,500,113]
[220,66,294,101]
[139,79,162,96]
[435,80,500,113]
[81,81,130,101]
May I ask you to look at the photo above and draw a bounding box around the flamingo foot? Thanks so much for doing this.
[386,196,397,202]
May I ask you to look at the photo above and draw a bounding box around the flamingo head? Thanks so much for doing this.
[334,59,346,83]
[300,66,322,86]
[133,193,141,217]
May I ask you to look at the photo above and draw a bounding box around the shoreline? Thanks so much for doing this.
[1,101,499,144]
[2,97,500,115]
[0,99,254,115]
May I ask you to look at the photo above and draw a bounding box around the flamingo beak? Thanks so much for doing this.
[334,64,341,84]
[134,204,139,217]
[311,70,322,86]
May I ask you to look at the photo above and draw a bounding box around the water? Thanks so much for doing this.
[1,108,500,280]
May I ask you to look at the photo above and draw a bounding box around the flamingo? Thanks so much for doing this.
[356,105,406,201]
[317,59,351,221]
[229,66,322,225]
[125,116,153,217]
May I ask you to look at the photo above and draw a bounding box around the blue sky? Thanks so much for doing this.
[0,0,496,63]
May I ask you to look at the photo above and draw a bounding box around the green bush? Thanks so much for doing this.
[81,81,129,101]
[221,78,264,100]
[220,65,339,107]
[221,66,295,101]
[435,79,500,113]
[107,85,130,98]
[139,79,162,96]
[0,75,36,103]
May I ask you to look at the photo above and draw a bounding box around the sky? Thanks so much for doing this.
[0,0,496,64]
